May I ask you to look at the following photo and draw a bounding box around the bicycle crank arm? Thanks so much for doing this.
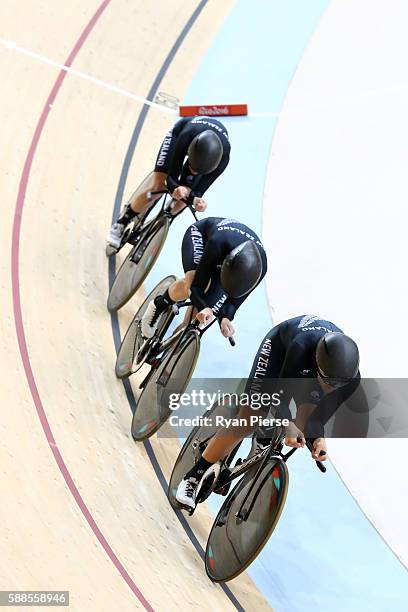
[226,449,270,481]
[131,330,152,371]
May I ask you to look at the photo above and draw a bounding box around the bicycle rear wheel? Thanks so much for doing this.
[205,458,289,582]
[131,331,200,441]
[168,399,241,509]
[107,216,169,312]
[115,275,176,379]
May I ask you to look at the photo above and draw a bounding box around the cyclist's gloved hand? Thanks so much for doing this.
[284,422,305,448]
[311,437,327,461]
[196,307,214,326]
[172,185,191,201]
[192,197,207,212]
[220,317,234,338]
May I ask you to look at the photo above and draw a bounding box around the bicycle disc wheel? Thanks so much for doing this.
[107,217,169,312]
[115,275,176,379]
[131,331,200,441]
[205,458,289,582]
[168,399,241,509]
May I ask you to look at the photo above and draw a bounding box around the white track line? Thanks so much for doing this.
[3,37,406,119]
[0,37,278,118]
[0,37,176,114]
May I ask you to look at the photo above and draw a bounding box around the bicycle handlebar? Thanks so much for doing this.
[304,438,327,473]
[180,197,198,222]
[217,319,235,346]
[189,317,235,346]
[146,190,199,222]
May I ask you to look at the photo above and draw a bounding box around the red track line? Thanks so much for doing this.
[10,2,154,610]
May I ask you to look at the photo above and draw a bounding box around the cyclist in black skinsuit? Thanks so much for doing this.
[107,116,231,249]
[176,315,361,510]
[141,217,267,340]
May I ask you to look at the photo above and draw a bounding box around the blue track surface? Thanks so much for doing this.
[147,1,408,609]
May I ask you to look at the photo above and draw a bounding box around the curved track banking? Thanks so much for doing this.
[4,1,406,610]
[1,0,267,610]
[10,1,156,610]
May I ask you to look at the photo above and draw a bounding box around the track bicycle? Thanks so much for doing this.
[114,276,235,440]
[168,400,326,582]
[107,178,198,312]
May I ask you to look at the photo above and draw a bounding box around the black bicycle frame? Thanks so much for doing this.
[215,437,326,522]
[130,191,198,264]
[155,312,219,387]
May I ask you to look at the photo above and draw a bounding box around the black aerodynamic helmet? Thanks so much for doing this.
[220,240,263,298]
[187,130,223,174]
[316,332,360,383]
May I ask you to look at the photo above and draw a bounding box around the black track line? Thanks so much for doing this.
[108,2,246,610]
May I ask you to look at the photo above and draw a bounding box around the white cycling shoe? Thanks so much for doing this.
[141,300,159,338]
[106,222,125,249]
[176,477,199,510]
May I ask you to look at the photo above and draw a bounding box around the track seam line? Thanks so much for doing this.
[10,1,154,609]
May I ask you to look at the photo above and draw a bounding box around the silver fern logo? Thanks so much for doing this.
[298,315,320,329]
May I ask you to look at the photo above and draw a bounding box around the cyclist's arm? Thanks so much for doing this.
[274,340,312,422]
[165,128,192,194]
[304,374,361,439]
[294,402,318,431]
[189,240,222,312]
[218,296,244,322]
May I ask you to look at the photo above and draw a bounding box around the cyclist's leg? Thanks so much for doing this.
[124,171,167,217]
[125,122,178,219]
[107,171,167,248]
[163,219,205,303]
[108,121,182,249]
[140,223,202,338]
[108,119,179,247]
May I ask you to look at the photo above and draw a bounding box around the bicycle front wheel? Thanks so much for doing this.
[131,331,200,441]
[205,458,289,582]
[107,217,169,312]
[115,275,176,379]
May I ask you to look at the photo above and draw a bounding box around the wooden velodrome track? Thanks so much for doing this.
[0,1,271,610]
